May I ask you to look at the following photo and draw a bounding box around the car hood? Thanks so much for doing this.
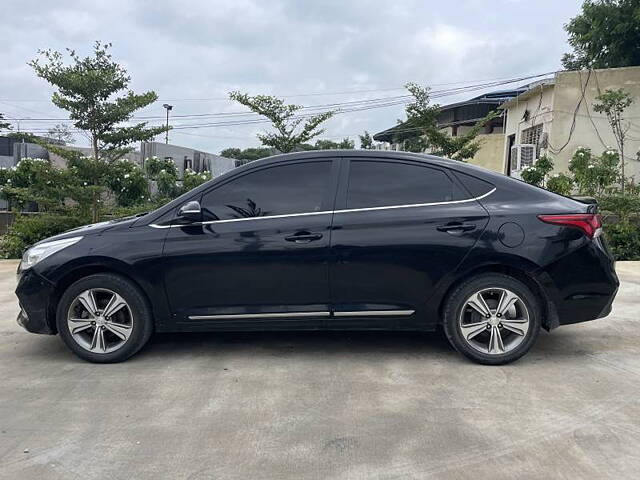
[34,215,141,245]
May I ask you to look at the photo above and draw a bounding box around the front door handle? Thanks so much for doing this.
[436,223,477,234]
[284,231,323,243]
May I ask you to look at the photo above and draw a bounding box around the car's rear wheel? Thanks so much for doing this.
[443,274,541,365]
[56,273,153,363]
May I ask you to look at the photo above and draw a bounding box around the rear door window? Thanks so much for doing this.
[346,160,456,209]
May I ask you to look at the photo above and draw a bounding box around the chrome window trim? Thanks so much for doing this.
[149,188,496,229]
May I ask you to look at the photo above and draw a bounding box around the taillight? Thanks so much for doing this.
[538,214,602,238]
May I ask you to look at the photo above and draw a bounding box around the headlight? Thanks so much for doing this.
[21,236,83,270]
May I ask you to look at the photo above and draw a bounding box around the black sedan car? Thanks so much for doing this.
[16,150,618,364]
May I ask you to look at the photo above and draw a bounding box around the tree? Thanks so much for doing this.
[314,138,354,150]
[359,131,374,149]
[29,41,167,161]
[0,113,10,133]
[593,88,633,191]
[397,83,498,161]
[47,123,74,144]
[228,92,335,153]
[562,0,640,70]
[220,147,273,166]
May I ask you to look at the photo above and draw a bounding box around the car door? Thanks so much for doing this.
[328,158,489,330]
[162,158,339,329]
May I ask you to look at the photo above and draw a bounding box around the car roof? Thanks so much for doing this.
[246,149,514,185]
[241,149,460,168]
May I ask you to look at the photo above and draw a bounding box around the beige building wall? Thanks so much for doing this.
[549,67,640,179]
[503,67,640,181]
[467,133,506,172]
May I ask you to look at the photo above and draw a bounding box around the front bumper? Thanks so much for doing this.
[15,266,56,335]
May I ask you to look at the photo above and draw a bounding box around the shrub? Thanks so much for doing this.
[520,155,553,187]
[603,221,640,261]
[546,173,574,196]
[182,168,211,192]
[107,160,149,207]
[0,214,88,259]
[598,193,640,222]
[569,147,619,195]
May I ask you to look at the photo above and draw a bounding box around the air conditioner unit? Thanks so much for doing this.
[510,144,536,178]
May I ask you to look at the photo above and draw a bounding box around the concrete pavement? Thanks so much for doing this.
[1,259,639,479]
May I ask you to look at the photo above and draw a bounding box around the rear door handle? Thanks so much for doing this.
[437,223,476,234]
[285,232,323,242]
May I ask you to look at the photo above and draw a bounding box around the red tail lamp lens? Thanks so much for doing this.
[537,214,602,238]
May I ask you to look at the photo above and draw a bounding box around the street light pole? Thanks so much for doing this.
[162,104,173,144]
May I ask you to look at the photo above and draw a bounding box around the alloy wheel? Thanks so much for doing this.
[458,288,530,355]
[67,288,134,354]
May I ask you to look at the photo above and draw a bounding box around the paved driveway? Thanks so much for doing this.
[1,260,639,479]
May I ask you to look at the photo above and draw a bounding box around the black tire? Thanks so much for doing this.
[56,273,153,363]
[442,273,541,365]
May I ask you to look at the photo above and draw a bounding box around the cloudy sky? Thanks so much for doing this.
[1,0,583,154]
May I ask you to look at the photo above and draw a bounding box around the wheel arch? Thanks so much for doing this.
[47,259,156,334]
[437,263,559,331]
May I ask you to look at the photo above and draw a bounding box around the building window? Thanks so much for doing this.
[520,124,543,157]
[184,157,192,171]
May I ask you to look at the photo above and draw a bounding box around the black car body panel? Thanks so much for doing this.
[16,150,619,336]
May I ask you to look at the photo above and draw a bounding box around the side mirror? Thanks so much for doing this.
[177,200,202,223]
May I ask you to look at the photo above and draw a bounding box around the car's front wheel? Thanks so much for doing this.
[56,273,153,363]
[443,274,541,365]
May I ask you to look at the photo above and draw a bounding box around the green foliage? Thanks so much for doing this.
[229,91,335,153]
[546,173,574,196]
[182,169,211,192]
[46,124,73,144]
[220,147,273,166]
[519,155,574,196]
[29,41,167,161]
[398,83,499,161]
[64,153,113,221]
[603,221,640,261]
[143,156,180,198]
[520,155,554,187]
[0,113,10,132]
[593,88,634,191]
[0,214,87,259]
[143,155,179,178]
[101,200,165,220]
[107,160,149,207]
[598,193,640,222]
[562,0,640,70]
[143,156,211,198]
[0,158,68,211]
[314,138,355,150]
[359,131,374,149]
[569,147,620,195]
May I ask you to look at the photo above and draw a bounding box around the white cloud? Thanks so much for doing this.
[0,0,584,152]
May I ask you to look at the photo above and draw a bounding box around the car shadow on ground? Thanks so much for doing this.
[145,329,456,357]
[14,327,597,365]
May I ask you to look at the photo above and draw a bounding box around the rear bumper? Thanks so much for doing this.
[15,267,56,335]
[541,240,619,328]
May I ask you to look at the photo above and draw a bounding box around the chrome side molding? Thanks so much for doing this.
[187,310,415,320]
[149,189,496,229]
